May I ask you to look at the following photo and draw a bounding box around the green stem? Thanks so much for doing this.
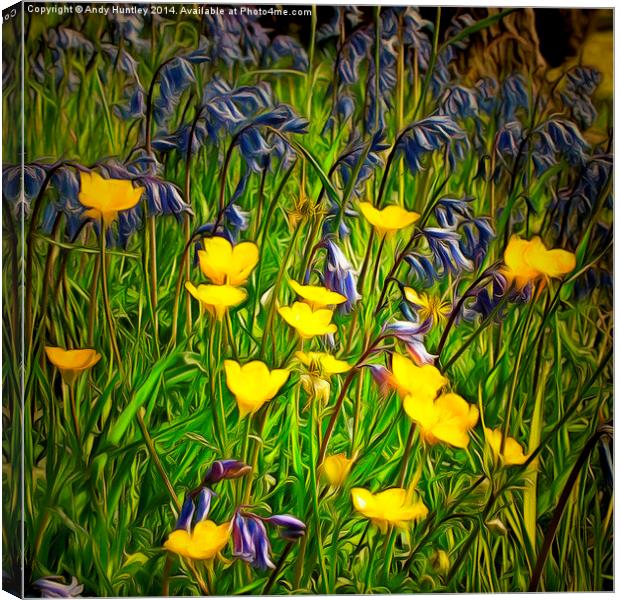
[137,408,181,512]
[100,225,124,377]
[500,292,538,454]
[148,216,160,352]
[259,221,303,361]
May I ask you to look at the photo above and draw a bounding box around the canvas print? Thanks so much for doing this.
[1,3,613,596]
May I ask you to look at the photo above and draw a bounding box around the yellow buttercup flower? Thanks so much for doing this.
[502,236,575,290]
[164,520,230,561]
[78,172,144,225]
[358,202,420,236]
[403,392,478,448]
[198,237,259,286]
[390,353,447,400]
[351,487,428,532]
[185,282,247,319]
[45,346,101,385]
[404,287,451,325]
[321,453,354,487]
[295,351,351,377]
[224,360,290,418]
[288,279,346,309]
[485,428,528,466]
[300,373,331,406]
[278,302,337,339]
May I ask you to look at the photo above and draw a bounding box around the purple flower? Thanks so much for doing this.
[365,364,393,396]
[264,514,306,541]
[396,116,466,175]
[202,459,251,486]
[422,227,474,276]
[319,238,361,313]
[33,576,83,598]
[175,495,196,532]
[389,322,434,361]
[232,514,275,570]
[174,487,215,533]
[384,319,436,365]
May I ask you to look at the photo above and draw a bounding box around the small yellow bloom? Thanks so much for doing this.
[300,373,331,406]
[351,487,428,532]
[403,392,478,448]
[321,453,354,487]
[44,346,101,385]
[164,520,230,561]
[502,236,575,290]
[358,202,420,236]
[484,428,528,466]
[278,302,337,339]
[431,549,451,575]
[185,282,247,319]
[78,172,144,225]
[404,287,451,325]
[198,237,259,286]
[390,353,447,401]
[288,279,346,309]
[295,351,351,376]
[224,360,290,418]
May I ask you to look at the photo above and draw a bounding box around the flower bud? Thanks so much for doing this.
[430,549,450,575]
[486,517,508,536]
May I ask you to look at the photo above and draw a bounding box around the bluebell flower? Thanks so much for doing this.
[365,363,393,396]
[202,459,251,485]
[335,132,389,202]
[317,7,364,42]
[396,116,466,175]
[264,514,306,541]
[232,514,275,570]
[43,167,84,241]
[186,38,211,65]
[541,118,589,166]
[499,73,529,123]
[338,26,373,85]
[114,86,146,120]
[3,164,48,213]
[100,43,140,81]
[439,85,479,120]
[462,271,511,323]
[153,57,196,126]
[384,318,436,365]
[459,218,495,266]
[548,156,612,247]
[193,486,214,522]
[495,121,525,176]
[100,160,191,219]
[33,576,83,598]
[264,35,308,71]
[46,26,95,87]
[433,196,495,265]
[444,13,476,47]
[175,495,196,532]
[203,14,270,66]
[404,253,437,287]
[202,77,272,139]
[476,77,499,115]
[107,13,143,45]
[318,237,361,313]
[560,66,601,129]
[434,196,474,228]
[422,227,473,276]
